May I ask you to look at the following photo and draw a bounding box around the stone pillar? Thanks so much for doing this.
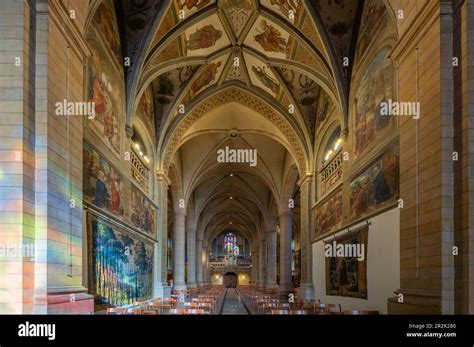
[186,228,197,288]
[279,212,293,293]
[196,238,203,286]
[0,0,95,314]
[172,211,186,290]
[203,242,210,284]
[266,230,277,288]
[252,247,259,285]
[153,172,171,298]
[258,238,266,287]
[298,174,315,300]
[387,0,455,314]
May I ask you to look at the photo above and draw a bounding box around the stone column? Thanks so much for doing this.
[153,171,171,297]
[279,212,293,293]
[258,238,266,287]
[196,238,203,286]
[387,0,455,314]
[172,211,186,290]
[252,247,259,285]
[266,230,277,288]
[298,174,315,300]
[203,242,210,284]
[186,227,197,288]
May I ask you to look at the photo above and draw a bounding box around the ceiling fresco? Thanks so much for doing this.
[120,0,364,144]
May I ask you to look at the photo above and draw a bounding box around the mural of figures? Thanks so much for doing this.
[88,214,153,307]
[355,0,388,63]
[83,142,124,217]
[254,20,288,54]
[315,92,331,132]
[252,65,279,94]
[87,61,122,153]
[93,2,122,63]
[186,24,223,51]
[191,61,222,94]
[353,48,394,159]
[278,67,322,135]
[87,10,125,155]
[130,185,157,237]
[152,66,196,135]
[137,87,156,145]
[313,188,343,240]
[350,145,399,220]
[326,226,368,299]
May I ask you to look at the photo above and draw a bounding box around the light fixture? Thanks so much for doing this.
[229,221,233,224]
[334,138,343,151]
[134,143,140,150]
[229,173,233,177]
[229,196,233,199]
[139,151,143,156]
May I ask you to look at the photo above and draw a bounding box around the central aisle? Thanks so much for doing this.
[220,288,250,315]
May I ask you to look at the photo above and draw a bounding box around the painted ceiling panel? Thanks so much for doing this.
[190,54,229,96]
[244,53,281,97]
[244,17,292,59]
[183,14,230,56]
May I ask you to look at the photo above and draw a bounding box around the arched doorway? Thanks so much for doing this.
[224,272,237,288]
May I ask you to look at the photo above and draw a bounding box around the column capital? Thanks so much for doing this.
[156,170,171,186]
[297,173,314,187]
[125,125,133,139]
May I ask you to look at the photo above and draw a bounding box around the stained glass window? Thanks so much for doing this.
[224,232,239,255]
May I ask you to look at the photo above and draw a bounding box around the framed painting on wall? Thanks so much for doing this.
[313,187,343,241]
[325,226,368,299]
[349,143,399,222]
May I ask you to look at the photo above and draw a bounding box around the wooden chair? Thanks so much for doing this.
[197,302,213,313]
[290,310,308,315]
[277,303,291,310]
[147,301,162,314]
[270,309,290,315]
[169,308,187,315]
[313,303,327,314]
[125,308,142,315]
[106,307,124,315]
[262,303,278,314]
[326,303,342,314]
[184,302,198,309]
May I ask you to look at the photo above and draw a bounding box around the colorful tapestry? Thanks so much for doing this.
[88,214,154,307]
[83,142,124,217]
[325,226,368,299]
[313,188,343,241]
[350,144,399,220]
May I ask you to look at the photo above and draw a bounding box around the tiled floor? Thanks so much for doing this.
[221,288,249,315]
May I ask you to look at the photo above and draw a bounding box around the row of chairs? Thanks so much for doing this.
[238,286,379,315]
[106,285,226,315]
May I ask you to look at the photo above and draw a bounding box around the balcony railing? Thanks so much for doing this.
[320,149,343,196]
[130,147,150,192]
